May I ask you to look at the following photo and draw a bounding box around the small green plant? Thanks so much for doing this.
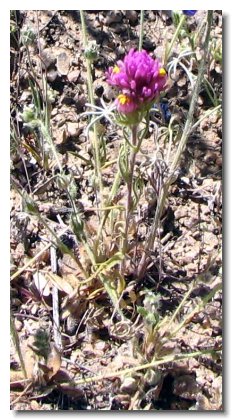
[11,9,221,318]
[210,37,222,64]
[20,26,36,46]
[137,290,161,328]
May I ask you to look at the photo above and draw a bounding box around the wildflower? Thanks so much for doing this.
[182,10,197,16]
[152,101,171,124]
[159,101,171,123]
[115,94,138,114]
[106,48,167,116]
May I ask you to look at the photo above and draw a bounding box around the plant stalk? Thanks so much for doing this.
[139,10,145,51]
[80,10,103,201]
[10,313,27,379]
[121,125,138,271]
[164,13,186,64]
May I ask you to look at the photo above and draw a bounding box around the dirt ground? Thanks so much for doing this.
[10,10,222,410]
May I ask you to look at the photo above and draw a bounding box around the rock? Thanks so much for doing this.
[40,48,56,69]
[175,207,188,219]
[142,39,156,52]
[51,107,58,116]
[116,45,126,56]
[177,75,187,88]
[125,10,138,25]
[31,303,39,315]
[38,37,46,49]
[187,249,199,261]
[67,69,80,83]
[110,23,127,34]
[94,340,109,352]
[57,51,70,75]
[30,400,40,410]
[47,69,58,82]
[105,11,123,25]
[216,156,222,167]
[15,319,23,332]
[73,93,87,112]
[20,90,32,102]
[120,377,137,394]
[102,84,116,101]
[94,83,104,97]
[67,122,80,137]
[181,176,191,185]
[215,26,222,35]
[61,95,75,106]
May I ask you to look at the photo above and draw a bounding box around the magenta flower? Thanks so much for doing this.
[106,49,167,115]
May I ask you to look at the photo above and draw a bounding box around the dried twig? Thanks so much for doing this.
[50,245,62,351]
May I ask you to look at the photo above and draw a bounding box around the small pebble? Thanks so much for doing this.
[31,304,39,316]
[67,122,80,137]
[67,70,80,83]
[47,69,58,82]
[40,48,56,69]
[105,11,123,25]
[120,377,137,394]
[57,51,70,75]
[125,10,138,25]
[15,319,23,332]
[20,90,32,102]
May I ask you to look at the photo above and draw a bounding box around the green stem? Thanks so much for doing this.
[170,12,213,173]
[80,11,94,106]
[80,10,103,201]
[121,125,138,270]
[165,14,186,64]
[203,77,218,107]
[139,10,145,51]
[162,281,195,338]
[174,282,221,335]
[40,122,62,172]
[95,153,123,244]
[25,45,38,82]
[10,313,27,379]
[191,104,221,132]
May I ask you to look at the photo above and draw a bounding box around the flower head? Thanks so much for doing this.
[182,10,197,16]
[115,94,138,114]
[106,49,167,116]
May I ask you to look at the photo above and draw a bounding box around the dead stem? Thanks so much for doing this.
[74,348,221,386]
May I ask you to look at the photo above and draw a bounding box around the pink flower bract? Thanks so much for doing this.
[106,48,167,114]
